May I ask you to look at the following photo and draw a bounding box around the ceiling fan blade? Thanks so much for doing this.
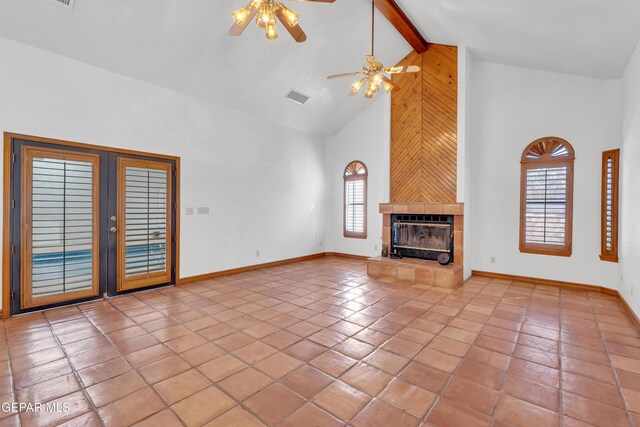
[379,75,400,93]
[327,72,363,80]
[384,65,421,74]
[274,7,307,43]
[349,78,369,96]
[229,6,259,37]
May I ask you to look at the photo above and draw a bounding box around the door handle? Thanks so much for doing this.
[110,227,118,233]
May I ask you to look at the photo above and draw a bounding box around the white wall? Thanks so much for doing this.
[470,61,621,290]
[0,37,326,301]
[458,46,474,279]
[324,96,391,257]
[620,40,640,313]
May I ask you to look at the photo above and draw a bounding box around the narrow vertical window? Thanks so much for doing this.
[344,161,368,239]
[520,137,575,256]
[601,149,620,262]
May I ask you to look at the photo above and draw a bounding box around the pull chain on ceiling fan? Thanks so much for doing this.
[327,0,421,98]
[229,0,335,42]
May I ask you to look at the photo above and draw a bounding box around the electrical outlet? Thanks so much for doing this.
[196,207,210,215]
[374,245,378,251]
[256,250,260,257]
[490,256,496,264]
[186,207,194,215]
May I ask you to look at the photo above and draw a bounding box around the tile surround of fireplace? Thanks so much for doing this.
[367,202,464,289]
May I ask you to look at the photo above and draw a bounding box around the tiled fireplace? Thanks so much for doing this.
[367,202,464,289]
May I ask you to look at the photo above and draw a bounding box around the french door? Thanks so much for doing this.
[9,138,177,315]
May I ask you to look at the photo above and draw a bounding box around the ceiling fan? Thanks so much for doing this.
[327,0,420,98]
[229,0,335,42]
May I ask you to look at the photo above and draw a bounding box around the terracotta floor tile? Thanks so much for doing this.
[281,365,333,398]
[504,375,559,412]
[138,355,191,384]
[254,352,303,379]
[77,357,132,387]
[279,403,342,427]
[86,371,147,407]
[415,347,462,373]
[133,409,183,427]
[562,372,625,408]
[381,337,423,358]
[426,397,491,427]
[171,386,236,426]
[509,358,559,388]
[334,337,376,359]
[204,406,265,427]
[15,372,80,404]
[379,378,436,418]
[341,362,393,396]
[181,342,226,366]
[314,380,371,422]
[444,376,500,415]
[126,344,173,368]
[218,367,273,400]
[352,399,420,427]
[429,335,471,357]
[245,383,306,425]
[311,350,357,377]
[283,340,327,362]
[562,391,629,427]
[3,260,640,427]
[456,359,506,390]
[495,394,559,427]
[198,354,247,382]
[19,391,93,427]
[154,369,211,405]
[399,361,450,393]
[261,330,302,350]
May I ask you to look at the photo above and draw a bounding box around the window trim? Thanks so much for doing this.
[343,161,368,239]
[600,149,620,263]
[519,137,575,257]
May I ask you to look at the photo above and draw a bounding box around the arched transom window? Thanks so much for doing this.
[344,161,368,239]
[520,137,575,257]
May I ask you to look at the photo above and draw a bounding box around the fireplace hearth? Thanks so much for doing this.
[367,202,464,289]
[391,214,454,264]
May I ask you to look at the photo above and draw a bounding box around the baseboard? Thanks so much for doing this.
[472,270,640,331]
[324,252,371,260]
[178,253,328,284]
[471,270,616,295]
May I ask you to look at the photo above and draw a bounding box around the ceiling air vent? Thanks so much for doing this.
[286,90,310,105]
[49,0,75,9]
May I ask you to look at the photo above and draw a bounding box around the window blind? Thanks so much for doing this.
[524,166,568,246]
[124,167,168,277]
[31,157,94,297]
[345,179,365,234]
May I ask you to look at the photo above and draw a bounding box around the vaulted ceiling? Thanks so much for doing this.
[0,0,638,136]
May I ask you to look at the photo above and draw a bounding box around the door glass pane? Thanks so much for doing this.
[125,167,167,277]
[31,157,94,297]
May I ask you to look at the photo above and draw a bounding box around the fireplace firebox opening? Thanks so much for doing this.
[390,214,454,265]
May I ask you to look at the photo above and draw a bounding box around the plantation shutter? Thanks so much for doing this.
[524,166,568,246]
[345,179,365,233]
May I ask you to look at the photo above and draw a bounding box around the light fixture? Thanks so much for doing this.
[229,0,335,43]
[327,0,421,98]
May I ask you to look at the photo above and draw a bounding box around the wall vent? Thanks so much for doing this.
[49,0,75,9]
[286,90,310,105]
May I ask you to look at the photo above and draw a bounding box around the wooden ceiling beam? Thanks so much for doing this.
[374,0,428,54]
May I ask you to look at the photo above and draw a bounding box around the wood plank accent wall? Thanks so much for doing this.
[390,44,458,203]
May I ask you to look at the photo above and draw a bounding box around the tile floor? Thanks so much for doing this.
[1,257,640,426]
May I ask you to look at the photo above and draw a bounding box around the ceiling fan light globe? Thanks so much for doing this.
[232,7,251,25]
[266,20,278,39]
[281,6,300,27]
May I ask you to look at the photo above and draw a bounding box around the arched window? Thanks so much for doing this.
[344,161,368,239]
[520,137,575,256]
